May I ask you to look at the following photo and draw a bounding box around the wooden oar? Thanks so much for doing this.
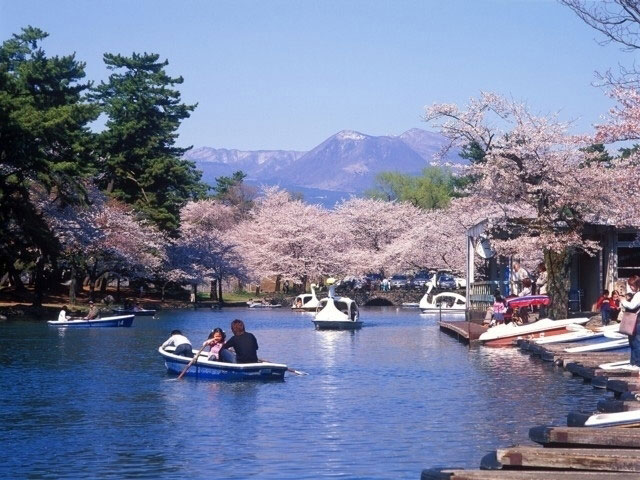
[177,344,207,380]
[260,358,308,376]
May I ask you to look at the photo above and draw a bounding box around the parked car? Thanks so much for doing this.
[412,272,433,289]
[390,274,411,289]
[364,273,383,289]
[455,277,467,289]
[436,273,457,290]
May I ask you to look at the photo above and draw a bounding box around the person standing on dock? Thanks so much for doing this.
[621,276,640,371]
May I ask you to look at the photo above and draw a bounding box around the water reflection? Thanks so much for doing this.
[0,307,607,479]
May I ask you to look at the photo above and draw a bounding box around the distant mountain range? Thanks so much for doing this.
[185,128,463,206]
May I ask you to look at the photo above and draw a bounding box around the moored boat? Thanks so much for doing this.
[584,410,640,428]
[419,292,466,314]
[564,338,629,353]
[112,308,156,316]
[246,301,282,309]
[313,278,362,330]
[534,324,619,345]
[158,347,287,380]
[47,314,134,328]
[478,317,590,347]
[291,283,322,311]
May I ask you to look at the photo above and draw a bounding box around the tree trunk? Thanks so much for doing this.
[218,276,223,304]
[116,277,121,302]
[210,279,218,302]
[545,248,571,320]
[8,264,26,292]
[100,274,108,294]
[275,275,281,293]
[32,255,45,308]
[302,275,308,293]
[69,264,77,305]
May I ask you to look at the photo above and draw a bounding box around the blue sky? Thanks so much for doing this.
[1,0,634,150]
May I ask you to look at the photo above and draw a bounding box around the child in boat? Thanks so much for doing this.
[161,330,193,357]
[595,289,610,326]
[221,319,259,363]
[202,328,226,361]
[58,306,69,322]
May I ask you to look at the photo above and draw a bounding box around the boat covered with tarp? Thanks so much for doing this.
[159,347,287,381]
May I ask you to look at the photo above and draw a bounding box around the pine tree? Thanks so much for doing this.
[95,52,207,235]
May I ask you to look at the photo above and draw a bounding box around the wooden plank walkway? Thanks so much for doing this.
[438,320,487,346]
[421,336,640,478]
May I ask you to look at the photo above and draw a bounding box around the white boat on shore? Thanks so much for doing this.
[534,324,619,345]
[584,410,640,427]
[292,283,321,311]
[246,301,281,309]
[312,279,362,330]
[478,317,590,347]
[419,292,466,315]
[564,338,629,353]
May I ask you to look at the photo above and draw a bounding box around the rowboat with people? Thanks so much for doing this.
[47,314,135,328]
[159,346,288,380]
[478,317,590,347]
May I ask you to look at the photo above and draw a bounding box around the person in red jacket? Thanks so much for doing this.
[609,290,622,323]
[595,289,610,326]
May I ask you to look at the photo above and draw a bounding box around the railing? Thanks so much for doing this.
[469,281,509,312]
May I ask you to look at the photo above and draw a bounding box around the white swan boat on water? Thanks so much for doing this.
[291,283,321,311]
[419,291,466,315]
[312,278,362,330]
[478,317,590,347]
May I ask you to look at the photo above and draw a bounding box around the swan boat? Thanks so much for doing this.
[47,314,134,328]
[419,292,466,315]
[478,317,590,347]
[112,308,156,316]
[292,283,321,311]
[312,279,362,330]
[159,346,287,381]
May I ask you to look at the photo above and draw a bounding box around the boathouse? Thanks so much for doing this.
[465,220,640,316]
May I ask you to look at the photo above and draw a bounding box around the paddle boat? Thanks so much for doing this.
[478,317,590,347]
[313,278,362,330]
[564,331,629,353]
[419,291,466,315]
[158,346,287,381]
[291,283,321,311]
[47,314,134,328]
[112,307,156,316]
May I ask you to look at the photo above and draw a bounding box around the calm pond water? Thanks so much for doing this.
[0,307,608,479]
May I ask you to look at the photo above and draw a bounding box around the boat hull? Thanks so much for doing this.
[159,348,286,381]
[482,326,573,347]
[291,306,318,312]
[247,303,281,309]
[479,317,590,347]
[47,315,134,328]
[313,320,363,330]
[564,338,629,353]
[420,308,465,315]
[112,308,156,316]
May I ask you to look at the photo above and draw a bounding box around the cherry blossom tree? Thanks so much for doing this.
[38,187,166,303]
[425,92,640,318]
[331,197,423,276]
[168,199,247,303]
[235,187,342,290]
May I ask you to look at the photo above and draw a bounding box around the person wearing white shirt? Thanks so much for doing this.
[58,306,68,322]
[621,275,640,370]
[511,262,530,295]
[161,330,193,357]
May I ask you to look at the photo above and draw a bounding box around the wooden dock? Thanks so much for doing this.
[438,320,487,346]
[422,337,640,479]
